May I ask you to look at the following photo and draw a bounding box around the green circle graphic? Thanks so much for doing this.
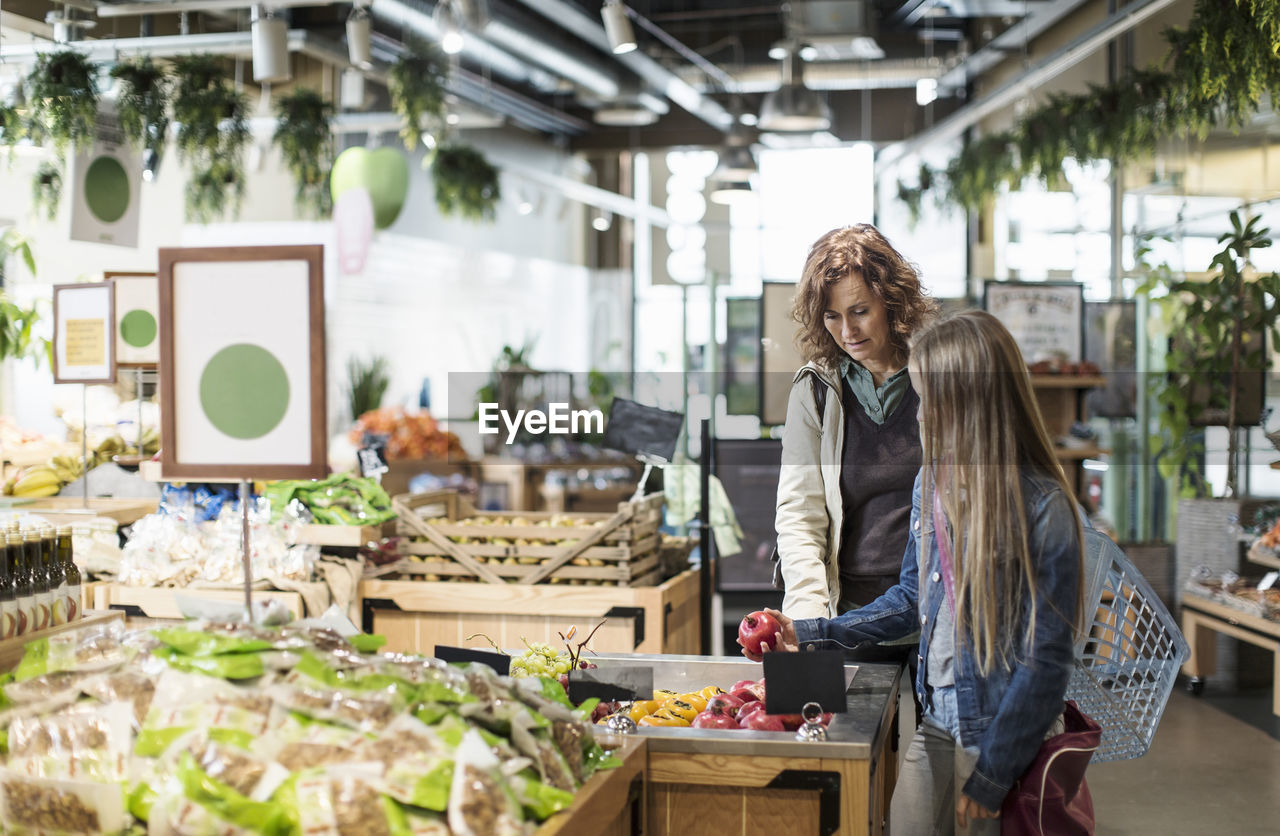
[120,309,156,348]
[199,343,290,440]
[84,156,131,223]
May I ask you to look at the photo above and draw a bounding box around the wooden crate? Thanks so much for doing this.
[0,610,125,672]
[294,519,396,548]
[2,497,159,527]
[92,583,307,627]
[361,567,701,656]
[391,491,664,586]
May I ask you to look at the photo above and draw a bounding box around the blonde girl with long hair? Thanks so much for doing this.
[746,311,1086,834]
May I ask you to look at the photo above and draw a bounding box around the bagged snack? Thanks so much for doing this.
[182,735,289,802]
[2,670,93,706]
[13,622,126,682]
[147,750,294,836]
[267,679,401,733]
[446,731,525,836]
[149,646,267,680]
[507,769,576,821]
[0,768,127,835]
[279,765,403,836]
[6,701,133,783]
[79,669,156,727]
[357,717,455,811]
[135,671,273,758]
[251,712,365,773]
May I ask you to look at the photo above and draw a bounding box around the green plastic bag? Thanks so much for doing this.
[152,628,277,657]
[151,646,266,680]
[173,750,295,836]
[511,770,576,821]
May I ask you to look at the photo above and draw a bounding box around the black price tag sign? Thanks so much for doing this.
[358,443,389,478]
[567,667,654,704]
[434,644,511,675]
[762,650,848,714]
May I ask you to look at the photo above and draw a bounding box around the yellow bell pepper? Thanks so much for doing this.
[653,688,680,703]
[661,699,699,722]
[699,685,727,700]
[678,692,709,712]
[639,709,690,727]
[626,702,656,722]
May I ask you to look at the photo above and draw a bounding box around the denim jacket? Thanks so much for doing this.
[792,468,1082,811]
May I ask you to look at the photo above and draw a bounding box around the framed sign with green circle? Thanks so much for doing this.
[70,116,141,249]
[107,272,159,369]
[157,245,327,480]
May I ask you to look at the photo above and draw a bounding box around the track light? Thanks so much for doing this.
[347,4,372,68]
[591,207,613,231]
[713,120,757,181]
[251,7,290,83]
[436,0,464,55]
[601,0,636,55]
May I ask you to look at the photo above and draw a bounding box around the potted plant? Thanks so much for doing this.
[429,143,501,222]
[1142,212,1280,612]
[344,355,392,424]
[31,161,62,221]
[388,39,449,152]
[169,55,249,222]
[0,230,46,370]
[25,50,99,153]
[110,58,170,164]
[273,87,334,216]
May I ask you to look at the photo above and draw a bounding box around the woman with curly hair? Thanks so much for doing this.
[773,224,937,630]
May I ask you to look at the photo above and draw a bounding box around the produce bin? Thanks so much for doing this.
[590,653,902,836]
[92,583,313,626]
[360,566,701,656]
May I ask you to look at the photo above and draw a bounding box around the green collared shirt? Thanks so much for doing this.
[838,358,910,425]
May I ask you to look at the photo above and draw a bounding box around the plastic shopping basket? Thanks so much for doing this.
[1065,527,1190,763]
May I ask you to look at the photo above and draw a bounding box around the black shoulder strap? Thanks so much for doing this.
[810,375,827,427]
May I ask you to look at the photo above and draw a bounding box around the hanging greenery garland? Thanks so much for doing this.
[429,143,501,222]
[388,39,449,152]
[169,55,250,222]
[110,58,171,162]
[25,50,99,154]
[273,87,334,216]
[900,0,1280,214]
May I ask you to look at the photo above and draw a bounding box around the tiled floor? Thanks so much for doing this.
[1090,690,1280,834]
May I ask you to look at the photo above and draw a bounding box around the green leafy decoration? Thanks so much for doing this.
[344,355,392,423]
[430,143,501,222]
[273,87,334,216]
[169,55,250,223]
[31,161,62,222]
[1141,211,1280,498]
[905,0,1280,212]
[388,39,449,152]
[0,232,45,364]
[110,58,171,159]
[25,50,99,154]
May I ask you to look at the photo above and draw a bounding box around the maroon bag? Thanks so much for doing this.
[1000,700,1101,835]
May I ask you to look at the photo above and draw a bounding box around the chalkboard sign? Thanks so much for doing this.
[762,649,848,714]
[434,645,511,675]
[601,398,684,463]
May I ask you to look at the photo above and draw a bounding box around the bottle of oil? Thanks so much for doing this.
[10,531,32,636]
[45,526,67,626]
[24,529,50,632]
[0,532,15,639]
[57,527,80,622]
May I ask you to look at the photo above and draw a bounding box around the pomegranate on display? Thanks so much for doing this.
[704,693,745,716]
[737,611,782,655]
[740,711,786,732]
[691,703,741,730]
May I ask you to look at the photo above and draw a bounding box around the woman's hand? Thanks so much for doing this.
[737,608,799,661]
[955,794,999,828]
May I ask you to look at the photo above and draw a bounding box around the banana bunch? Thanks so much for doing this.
[49,454,84,484]
[6,466,62,498]
[94,434,128,466]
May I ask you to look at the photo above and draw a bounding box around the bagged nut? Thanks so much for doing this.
[6,702,133,783]
[0,769,127,835]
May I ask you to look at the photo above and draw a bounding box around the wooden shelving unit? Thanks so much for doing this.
[1031,375,1108,497]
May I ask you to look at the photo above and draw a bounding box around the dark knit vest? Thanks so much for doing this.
[836,380,921,608]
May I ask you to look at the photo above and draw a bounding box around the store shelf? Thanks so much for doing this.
[1054,445,1110,461]
[1029,375,1108,389]
[0,497,158,526]
[294,520,395,548]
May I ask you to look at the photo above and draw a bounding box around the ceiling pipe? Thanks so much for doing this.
[879,0,1178,168]
[508,0,734,132]
[936,0,1092,95]
[95,0,329,16]
[682,58,949,93]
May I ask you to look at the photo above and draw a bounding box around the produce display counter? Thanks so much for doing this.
[536,736,646,836]
[1182,590,1280,716]
[591,653,902,836]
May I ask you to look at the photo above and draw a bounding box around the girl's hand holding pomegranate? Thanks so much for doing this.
[737,608,799,661]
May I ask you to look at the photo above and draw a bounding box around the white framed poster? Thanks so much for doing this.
[983,281,1085,364]
[107,272,159,368]
[158,246,327,480]
[52,282,116,384]
[70,108,142,248]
